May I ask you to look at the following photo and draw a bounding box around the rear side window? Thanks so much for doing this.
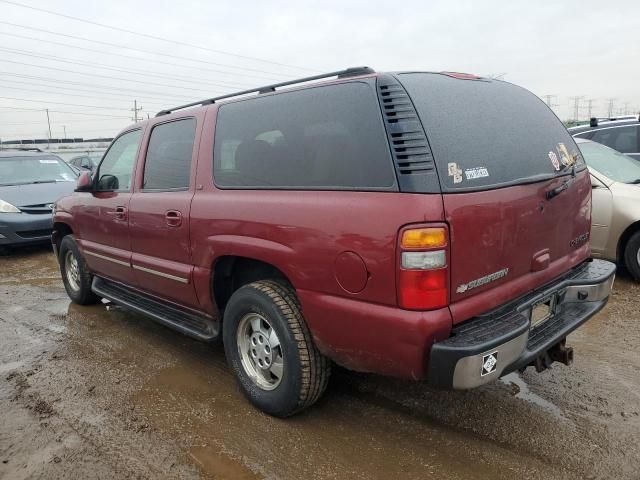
[143,118,196,190]
[213,82,396,190]
[398,73,585,191]
[590,126,639,154]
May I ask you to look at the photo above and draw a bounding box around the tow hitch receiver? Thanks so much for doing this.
[527,339,574,373]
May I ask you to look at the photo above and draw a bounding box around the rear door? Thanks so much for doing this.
[129,117,200,308]
[398,73,592,323]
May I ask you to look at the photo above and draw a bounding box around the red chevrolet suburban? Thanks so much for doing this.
[53,67,616,417]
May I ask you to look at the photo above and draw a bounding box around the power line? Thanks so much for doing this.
[0,31,284,82]
[0,96,142,112]
[0,5,315,72]
[0,59,221,93]
[0,72,196,101]
[0,105,131,118]
[0,82,168,106]
[0,22,292,79]
[0,46,250,90]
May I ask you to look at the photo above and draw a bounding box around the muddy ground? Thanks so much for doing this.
[0,247,638,480]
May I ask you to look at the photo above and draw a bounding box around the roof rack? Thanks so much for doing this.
[156,66,375,117]
[590,114,640,127]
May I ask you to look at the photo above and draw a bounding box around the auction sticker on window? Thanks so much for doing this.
[464,167,489,180]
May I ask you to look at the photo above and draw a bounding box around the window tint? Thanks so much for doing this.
[590,126,639,154]
[143,118,196,190]
[398,73,586,191]
[213,82,396,190]
[97,130,142,191]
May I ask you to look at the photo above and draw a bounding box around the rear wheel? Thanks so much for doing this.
[223,280,331,417]
[59,235,101,305]
[623,231,640,281]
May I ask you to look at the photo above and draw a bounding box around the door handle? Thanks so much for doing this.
[165,210,182,227]
[107,206,127,221]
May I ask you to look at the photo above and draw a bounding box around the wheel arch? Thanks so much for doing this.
[616,220,640,264]
[211,255,294,312]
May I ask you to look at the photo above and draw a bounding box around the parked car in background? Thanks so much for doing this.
[577,137,640,279]
[68,154,101,172]
[53,67,615,417]
[0,150,78,253]
[569,115,640,161]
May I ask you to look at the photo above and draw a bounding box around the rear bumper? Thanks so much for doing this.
[427,259,616,389]
[0,213,53,246]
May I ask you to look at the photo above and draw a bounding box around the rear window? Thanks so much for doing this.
[398,73,585,191]
[213,82,396,190]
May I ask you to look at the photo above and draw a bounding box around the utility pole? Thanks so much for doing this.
[63,125,67,139]
[131,100,142,122]
[586,99,596,119]
[623,102,631,115]
[606,98,616,117]
[45,108,52,148]
[542,94,558,109]
[569,96,584,122]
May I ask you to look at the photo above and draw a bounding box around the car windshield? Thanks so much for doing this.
[0,155,77,186]
[579,141,640,184]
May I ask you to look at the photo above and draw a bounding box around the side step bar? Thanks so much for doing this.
[92,276,219,341]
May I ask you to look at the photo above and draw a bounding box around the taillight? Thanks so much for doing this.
[398,226,449,310]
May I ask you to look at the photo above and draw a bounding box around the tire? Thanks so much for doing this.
[624,231,640,281]
[58,235,101,305]
[223,280,331,417]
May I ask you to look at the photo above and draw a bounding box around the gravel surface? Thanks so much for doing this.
[1,247,638,479]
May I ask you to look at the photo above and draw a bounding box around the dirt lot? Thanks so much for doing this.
[0,247,638,480]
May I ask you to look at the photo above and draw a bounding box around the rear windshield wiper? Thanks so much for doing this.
[32,179,58,184]
[546,164,577,200]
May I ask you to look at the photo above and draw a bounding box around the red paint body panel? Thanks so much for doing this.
[53,72,595,380]
[444,170,592,323]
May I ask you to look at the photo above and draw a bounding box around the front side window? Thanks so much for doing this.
[143,118,196,190]
[97,129,142,191]
[213,82,396,190]
[590,126,639,154]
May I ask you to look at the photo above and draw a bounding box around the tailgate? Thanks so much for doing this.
[397,72,592,323]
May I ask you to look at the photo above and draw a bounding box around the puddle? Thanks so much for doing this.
[501,372,564,419]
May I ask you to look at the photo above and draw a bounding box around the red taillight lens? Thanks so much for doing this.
[398,268,448,310]
[398,225,449,310]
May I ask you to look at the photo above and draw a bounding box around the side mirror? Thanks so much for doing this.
[75,171,94,192]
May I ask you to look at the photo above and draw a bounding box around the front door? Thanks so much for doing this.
[128,118,200,308]
[75,129,143,284]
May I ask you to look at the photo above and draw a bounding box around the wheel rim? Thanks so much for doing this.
[236,313,284,391]
[636,247,640,267]
[64,250,81,292]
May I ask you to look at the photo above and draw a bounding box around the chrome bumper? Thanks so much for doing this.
[428,259,616,390]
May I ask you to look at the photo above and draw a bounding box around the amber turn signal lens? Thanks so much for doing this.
[401,228,447,249]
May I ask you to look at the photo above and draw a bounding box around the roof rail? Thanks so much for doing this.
[589,114,640,127]
[156,66,375,117]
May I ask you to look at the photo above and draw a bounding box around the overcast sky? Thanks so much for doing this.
[1,0,639,140]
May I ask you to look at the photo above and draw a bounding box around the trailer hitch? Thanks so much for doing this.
[527,339,574,373]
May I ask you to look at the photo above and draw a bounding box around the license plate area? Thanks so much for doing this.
[530,294,557,329]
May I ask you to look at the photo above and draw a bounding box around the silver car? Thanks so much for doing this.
[577,138,640,279]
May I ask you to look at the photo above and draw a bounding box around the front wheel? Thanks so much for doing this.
[223,280,331,417]
[59,235,101,305]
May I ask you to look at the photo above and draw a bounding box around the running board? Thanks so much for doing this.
[92,276,218,341]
